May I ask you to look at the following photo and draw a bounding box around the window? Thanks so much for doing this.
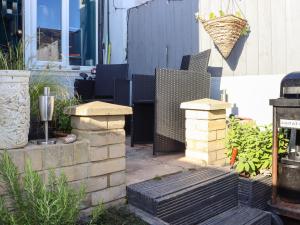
[25,0,98,68]
[37,0,62,62]
[69,0,96,66]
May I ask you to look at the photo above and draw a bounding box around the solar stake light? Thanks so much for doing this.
[37,87,56,145]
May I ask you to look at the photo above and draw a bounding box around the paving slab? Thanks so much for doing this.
[126,138,230,185]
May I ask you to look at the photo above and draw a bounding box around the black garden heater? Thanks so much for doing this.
[269,72,300,220]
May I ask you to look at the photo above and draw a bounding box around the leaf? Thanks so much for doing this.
[236,163,245,173]
[252,158,259,163]
[249,161,256,171]
[209,12,216,20]
[261,160,270,170]
[219,10,225,17]
[244,163,250,172]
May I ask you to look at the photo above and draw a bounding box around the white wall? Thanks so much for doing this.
[108,0,151,64]
[198,0,300,124]
[199,0,300,76]
[211,74,286,125]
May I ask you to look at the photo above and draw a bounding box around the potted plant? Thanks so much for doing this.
[0,41,31,149]
[195,2,250,59]
[226,117,289,209]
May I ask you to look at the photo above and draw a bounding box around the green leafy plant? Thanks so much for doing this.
[0,151,85,225]
[226,117,289,177]
[53,97,81,133]
[0,41,24,70]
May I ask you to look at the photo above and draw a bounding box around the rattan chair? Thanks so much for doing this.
[181,49,211,73]
[154,50,211,154]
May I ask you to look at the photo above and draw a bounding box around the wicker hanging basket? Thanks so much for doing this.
[200,15,248,59]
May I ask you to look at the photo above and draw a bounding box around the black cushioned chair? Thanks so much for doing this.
[131,74,155,146]
[95,64,129,100]
[154,49,211,154]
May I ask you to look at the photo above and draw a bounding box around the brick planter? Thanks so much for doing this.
[238,174,272,210]
[0,101,132,217]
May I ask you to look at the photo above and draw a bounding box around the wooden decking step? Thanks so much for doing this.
[238,176,272,210]
[198,206,271,225]
[127,167,238,225]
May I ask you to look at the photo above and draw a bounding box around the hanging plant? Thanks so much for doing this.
[195,0,250,59]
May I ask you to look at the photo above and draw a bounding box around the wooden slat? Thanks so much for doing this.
[209,0,224,74]
[199,0,212,53]
[221,0,233,76]
[232,0,247,76]
[286,0,300,73]
[258,0,272,75]
[271,0,287,74]
[245,0,259,75]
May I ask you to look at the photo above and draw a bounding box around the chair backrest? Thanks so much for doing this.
[114,79,131,106]
[95,64,129,98]
[132,74,155,103]
[180,49,211,73]
[154,69,211,154]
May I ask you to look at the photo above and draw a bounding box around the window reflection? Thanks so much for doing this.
[69,0,96,66]
[37,0,62,61]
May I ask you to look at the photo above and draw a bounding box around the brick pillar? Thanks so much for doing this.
[180,98,230,166]
[65,101,132,212]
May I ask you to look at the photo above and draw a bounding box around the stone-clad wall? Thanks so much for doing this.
[0,70,30,149]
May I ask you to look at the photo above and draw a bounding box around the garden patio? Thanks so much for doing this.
[1,0,300,225]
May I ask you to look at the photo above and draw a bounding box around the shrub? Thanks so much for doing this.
[226,117,289,177]
[0,151,85,225]
[53,97,81,133]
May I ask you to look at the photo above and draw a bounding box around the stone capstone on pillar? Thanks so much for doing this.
[180,98,231,166]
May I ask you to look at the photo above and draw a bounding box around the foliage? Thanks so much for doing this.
[87,207,147,225]
[53,97,81,133]
[29,73,80,133]
[226,117,289,177]
[0,41,24,70]
[29,73,70,118]
[0,151,85,225]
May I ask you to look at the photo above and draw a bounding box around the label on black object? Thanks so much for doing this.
[280,119,300,129]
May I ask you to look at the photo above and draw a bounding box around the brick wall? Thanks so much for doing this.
[0,101,132,216]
